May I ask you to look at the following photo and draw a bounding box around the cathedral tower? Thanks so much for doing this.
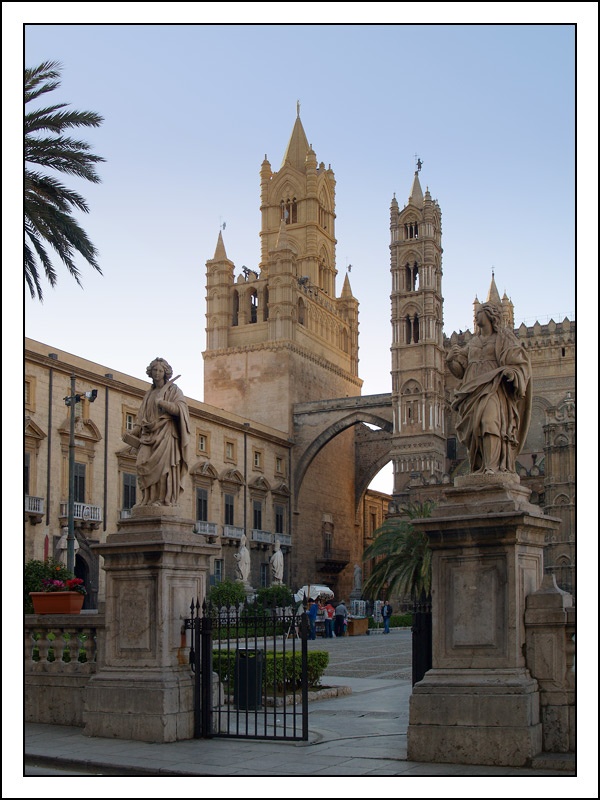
[203,111,361,434]
[389,171,446,496]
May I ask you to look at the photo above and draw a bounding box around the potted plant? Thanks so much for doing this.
[29,577,87,615]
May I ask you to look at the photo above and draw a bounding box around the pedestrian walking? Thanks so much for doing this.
[382,599,393,634]
[334,600,348,637]
[323,600,335,638]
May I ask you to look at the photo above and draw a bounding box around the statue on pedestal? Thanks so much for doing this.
[270,539,284,584]
[446,302,532,475]
[234,534,251,584]
[123,358,190,507]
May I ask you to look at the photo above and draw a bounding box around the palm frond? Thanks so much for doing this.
[24,61,105,301]
[362,501,435,602]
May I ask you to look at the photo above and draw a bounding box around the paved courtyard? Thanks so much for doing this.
[308,628,413,681]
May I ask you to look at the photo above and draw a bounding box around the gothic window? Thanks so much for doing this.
[413,314,420,343]
[404,221,419,239]
[297,298,305,326]
[250,289,258,324]
[263,287,269,321]
[281,198,297,224]
[232,290,239,326]
[405,262,419,291]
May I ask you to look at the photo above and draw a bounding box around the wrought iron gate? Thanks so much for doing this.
[186,599,309,740]
[411,596,432,686]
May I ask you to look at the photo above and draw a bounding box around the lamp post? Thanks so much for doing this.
[64,375,97,573]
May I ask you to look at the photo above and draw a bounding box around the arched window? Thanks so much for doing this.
[404,221,419,240]
[232,290,239,326]
[405,262,419,291]
[250,289,258,324]
[263,287,269,321]
[297,298,305,326]
[281,197,297,224]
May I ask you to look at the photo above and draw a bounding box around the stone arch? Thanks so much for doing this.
[294,410,393,506]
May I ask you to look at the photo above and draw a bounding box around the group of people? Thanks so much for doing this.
[307,598,350,640]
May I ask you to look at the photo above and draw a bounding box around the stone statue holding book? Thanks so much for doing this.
[123,358,190,507]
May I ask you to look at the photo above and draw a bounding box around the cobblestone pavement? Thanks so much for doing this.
[307,628,413,681]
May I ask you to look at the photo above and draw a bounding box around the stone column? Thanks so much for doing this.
[83,508,219,742]
[406,475,561,766]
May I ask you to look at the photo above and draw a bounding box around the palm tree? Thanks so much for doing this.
[25,61,105,301]
[362,500,435,603]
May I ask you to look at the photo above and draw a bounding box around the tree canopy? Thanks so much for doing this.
[25,60,105,301]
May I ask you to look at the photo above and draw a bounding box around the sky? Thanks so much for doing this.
[7,6,599,797]
[19,19,582,496]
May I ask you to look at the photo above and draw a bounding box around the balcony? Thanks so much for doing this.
[119,508,132,520]
[316,547,350,574]
[59,501,102,531]
[25,495,45,524]
[250,529,273,544]
[193,520,219,542]
[274,533,291,547]
[222,525,244,541]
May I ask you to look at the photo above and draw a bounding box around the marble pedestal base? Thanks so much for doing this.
[406,479,560,766]
[408,668,542,766]
[83,513,219,742]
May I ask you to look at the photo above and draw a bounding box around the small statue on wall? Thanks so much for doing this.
[234,534,251,584]
[446,302,532,475]
[270,539,284,584]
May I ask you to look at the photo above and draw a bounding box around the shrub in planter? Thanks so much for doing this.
[25,558,74,614]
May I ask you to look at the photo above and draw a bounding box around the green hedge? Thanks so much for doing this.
[368,613,412,629]
[212,649,329,690]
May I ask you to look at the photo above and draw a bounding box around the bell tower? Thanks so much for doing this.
[203,111,361,434]
[389,169,446,497]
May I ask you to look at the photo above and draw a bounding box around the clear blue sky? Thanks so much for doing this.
[17,15,586,494]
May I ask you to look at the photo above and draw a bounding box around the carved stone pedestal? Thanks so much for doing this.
[407,477,561,766]
[83,511,219,742]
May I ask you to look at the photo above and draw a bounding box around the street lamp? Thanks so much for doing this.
[64,375,97,574]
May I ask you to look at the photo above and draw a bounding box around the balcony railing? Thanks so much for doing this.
[274,533,292,547]
[222,525,244,540]
[59,502,103,523]
[251,529,273,544]
[193,521,219,538]
[25,495,45,516]
[119,508,132,520]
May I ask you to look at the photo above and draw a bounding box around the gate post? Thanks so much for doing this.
[200,607,213,738]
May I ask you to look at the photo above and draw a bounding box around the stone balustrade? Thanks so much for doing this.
[25,612,105,727]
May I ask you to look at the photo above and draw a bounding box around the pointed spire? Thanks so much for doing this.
[408,171,424,207]
[486,271,501,306]
[214,230,228,261]
[281,114,310,169]
[341,273,353,299]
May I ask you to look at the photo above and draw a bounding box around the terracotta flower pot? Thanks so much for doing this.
[29,591,84,614]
